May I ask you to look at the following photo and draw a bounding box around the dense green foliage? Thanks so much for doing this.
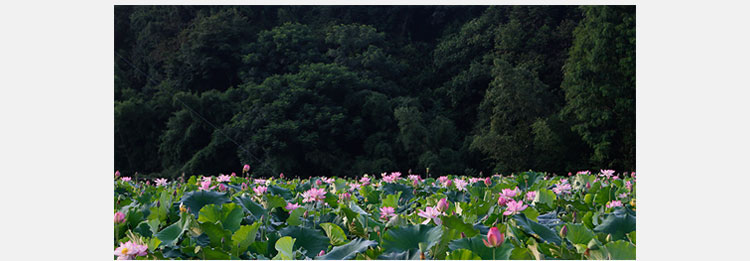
[114,171,636,260]
[115,6,635,178]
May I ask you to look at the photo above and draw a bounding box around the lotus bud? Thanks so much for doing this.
[316,179,323,186]
[231,172,236,177]
[560,225,568,238]
[484,177,492,186]
[114,212,125,223]
[115,170,120,178]
[460,232,466,238]
[218,183,227,192]
[586,182,591,189]
[242,164,250,173]
[340,192,351,202]
[304,211,309,218]
[482,227,504,248]
[241,183,248,191]
[436,198,450,213]
[280,173,284,179]
[568,172,573,176]
[445,179,452,187]
[606,234,612,242]
[318,250,326,257]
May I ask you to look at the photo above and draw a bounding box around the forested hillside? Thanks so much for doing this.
[114,6,635,178]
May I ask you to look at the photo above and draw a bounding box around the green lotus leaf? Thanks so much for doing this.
[565,223,595,245]
[594,207,636,240]
[320,222,350,246]
[512,213,562,245]
[446,249,482,260]
[316,238,377,260]
[286,207,306,226]
[273,236,295,260]
[382,224,443,253]
[279,226,330,257]
[441,215,479,237]
[605,240,636,260]
[234,195,267,219]
[200,221,232,248]
[180,190,230,217]
[232,222,260,256]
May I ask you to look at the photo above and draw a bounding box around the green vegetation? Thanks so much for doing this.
[115,6,635,178]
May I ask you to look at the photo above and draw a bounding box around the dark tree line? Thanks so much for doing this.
[114,6,635,178]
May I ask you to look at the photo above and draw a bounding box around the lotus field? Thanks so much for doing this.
[114,169,636,260]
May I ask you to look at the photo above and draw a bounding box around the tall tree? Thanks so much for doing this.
[561,6,636,170]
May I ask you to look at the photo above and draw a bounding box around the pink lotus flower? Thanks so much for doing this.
[241,183,248,191]
[349,182,362,191]
[380,206,396,220]
[577,170,591,175]
[339,192,351,201]
[286,202,301,213]
[503,200,528,216]
[114,212,125,223]
[322,177,335,184]
[302,188,327,203]
[525,191,537,201]
[445,179,453,187]
[218,183,227,192]
[145,180,151,186]
[482,227,504,248]
[279,173,284,179]
[469,177,481,184]
[243,164,250,173]
[198,180,212,191]
[253,186,267,196]
[436,198,450,213]
[408,175,422,182]
[625,181,632,190]
[154,178,168,187]
[315,179,323,186]
[418,206,442,225]
[497,196,511,206]
[121,177,131,182]
[484,177,492,186]
[114,241,148,260]
[606,200,624,208]
[437,176,449,185]
[115,170,120,178]
[217,174,231,183]
[618,193,628,199]
[552,183,572,195]
[600,169,615,178]
[201,176,212,183]
[359,176,371,185]
[254,179,267,185]
[501,187,521,198]
[560,178,569,184]
[454,179,468,191]
[382,172,400,183]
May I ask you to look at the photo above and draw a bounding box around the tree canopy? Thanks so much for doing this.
[115,6,635,178]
